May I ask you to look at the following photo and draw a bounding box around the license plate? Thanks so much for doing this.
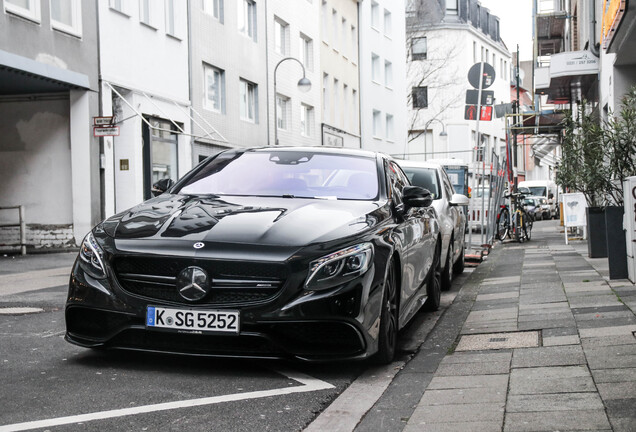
[146,306,239,334]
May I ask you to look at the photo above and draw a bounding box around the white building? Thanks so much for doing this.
[358,0,407,155]
[98,0,191,215]
[320,0,360,148]
[406,0,511,168]
[267,0,321,147]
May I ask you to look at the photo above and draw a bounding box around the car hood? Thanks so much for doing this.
[102,194,386,247]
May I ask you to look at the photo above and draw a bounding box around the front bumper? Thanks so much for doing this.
[65,258,384,362]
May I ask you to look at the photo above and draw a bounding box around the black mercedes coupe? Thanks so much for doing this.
[65,147,441,363]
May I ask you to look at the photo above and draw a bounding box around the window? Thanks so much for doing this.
[446,0,458,15]
[343,83,349,129]
[299,34,313,71]
[384,61,393,88]
[412,86,428,108]
[238,0,257,42]
[412,37,427,60]
[332,9,338,50]
[373,110,381,137]
[202,0,223,22]
[383,9,392,36]
[350,25,357,62]
[240,79,258,122]
[386,114,394,141]
[165,0,176,36]
[473,41,477,63]
[341,17,348,56]
[274,17,289,55]
[371,1,379,29]
[276,94,290,130]
[371,53,381,82]
[301,104,314,137]
[322,73,329,120]
[203,64,225,113]
[333,78,339,124]
[139,0,153,26]
[50,0,81,35]
[321,0,328,44]
[5,0,40,21]
[352,89,358,130]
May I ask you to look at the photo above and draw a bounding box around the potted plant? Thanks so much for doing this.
[556,101,611,258]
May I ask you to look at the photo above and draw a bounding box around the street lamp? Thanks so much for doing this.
[273,57,312,146]
[424,118,447,160]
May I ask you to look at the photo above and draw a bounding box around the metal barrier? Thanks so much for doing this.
[0,205,26,255]
[466,152,507,252]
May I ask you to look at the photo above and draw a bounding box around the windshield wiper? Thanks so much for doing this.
[281,194,295,198]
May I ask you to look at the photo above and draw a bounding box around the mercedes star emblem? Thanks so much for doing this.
[176,266,209,302]
[193,242,205,249]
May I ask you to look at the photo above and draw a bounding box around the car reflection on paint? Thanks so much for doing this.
[65,147,442,363]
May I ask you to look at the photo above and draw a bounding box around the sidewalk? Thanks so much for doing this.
[400,220,636,431]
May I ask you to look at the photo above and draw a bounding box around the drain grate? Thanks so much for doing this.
[456,331,540,351]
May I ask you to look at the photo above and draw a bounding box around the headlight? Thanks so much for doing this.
[305,243,374,290]
[79,232,107,279]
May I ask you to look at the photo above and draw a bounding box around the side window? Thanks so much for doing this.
[441,171,454,199]
[385,161,406,206]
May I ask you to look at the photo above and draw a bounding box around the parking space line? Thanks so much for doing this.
[0,369,334,432]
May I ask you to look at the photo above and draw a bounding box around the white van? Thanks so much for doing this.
[518,180,559,219]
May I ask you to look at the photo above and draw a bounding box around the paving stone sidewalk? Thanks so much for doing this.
[404,221,636,432]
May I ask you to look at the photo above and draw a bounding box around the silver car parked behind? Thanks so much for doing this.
[398,160,470,291]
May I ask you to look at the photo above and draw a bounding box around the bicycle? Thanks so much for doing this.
[496,192,532,242]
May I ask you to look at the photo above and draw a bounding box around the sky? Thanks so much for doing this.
[478,0,534,61]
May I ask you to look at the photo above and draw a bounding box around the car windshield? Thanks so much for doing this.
[527,186,547,196]
[402,167,441,199]
[176,150,379,200]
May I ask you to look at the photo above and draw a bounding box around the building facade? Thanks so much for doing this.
[358,0,407,155]
[189,0,268,160]
[0,0,100,249]
[320,0,361,148]
[98,0,192,215]
[406,0,511,169]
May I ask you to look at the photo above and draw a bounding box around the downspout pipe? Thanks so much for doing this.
[590,0,600,56]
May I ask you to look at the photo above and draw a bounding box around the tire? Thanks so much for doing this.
[453,244,465,275]
[374,261,398,364]
[441,242,453,291]
[424,242,442,311]
[524,218,533,241]
[497,208,510,241]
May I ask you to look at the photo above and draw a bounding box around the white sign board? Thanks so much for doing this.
[93,116,114,126]
[562,193,587,227]
[93,126,120,137]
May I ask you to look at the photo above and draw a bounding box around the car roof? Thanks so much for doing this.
[394,159,442,170]
[232,146,385,160]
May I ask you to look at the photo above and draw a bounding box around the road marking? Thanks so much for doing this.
[304,361,404,432]
[0,267,69,296]
[0,369,334,432]
[0,308,44,315]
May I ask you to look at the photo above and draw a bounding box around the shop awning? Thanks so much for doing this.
[0,49,90,95]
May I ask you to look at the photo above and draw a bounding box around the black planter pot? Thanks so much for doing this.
[605,206,628,279]
[586,207,608,258]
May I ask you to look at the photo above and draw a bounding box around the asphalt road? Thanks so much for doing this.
[0,252,469,432]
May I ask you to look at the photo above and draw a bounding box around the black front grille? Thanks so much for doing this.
[112,256,287,305]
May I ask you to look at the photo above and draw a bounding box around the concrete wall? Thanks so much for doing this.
[359,0,407,156]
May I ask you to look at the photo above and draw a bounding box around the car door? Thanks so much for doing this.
[441,169,463,261]
[386,161,435,305]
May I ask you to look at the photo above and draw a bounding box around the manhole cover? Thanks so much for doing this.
[456,331,540,351]
[0,307,44,315]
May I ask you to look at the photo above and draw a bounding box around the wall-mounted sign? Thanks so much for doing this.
[93,126,120,137]
[120,159,129,171]
[601,0,626,49]
[93,116,114,126]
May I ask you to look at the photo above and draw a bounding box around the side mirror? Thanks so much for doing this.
[449,193,470,206]
[402,186,433,208]
[151,178,175,197]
